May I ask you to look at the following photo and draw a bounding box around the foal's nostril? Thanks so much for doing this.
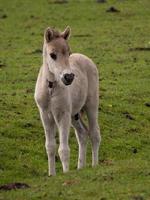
[64,73,75,83]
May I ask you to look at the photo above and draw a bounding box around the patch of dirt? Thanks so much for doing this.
[48,0,68,4]
[0,14,7,19]
[133,57,137,62]
[97,0,106,3]
[11,92,16,96]
[0,63,6,68]
[30,15,40,20]
[145,172,150,176]
[73,34,92,38]
[23,122,33,128]
[123,112,135,120]
[103,174,114,181]
[131,195,144,200]
[0,183,30,191]
[132,147,138,154]
[15,111,22,115]
[128,128,138,133]
[129,47,150,51]
[100,159,114,165]
[98,107,102,111]
[145,102,150,107]
[26,88,33,93]
[62,179,79,186]
[106,6,120,13]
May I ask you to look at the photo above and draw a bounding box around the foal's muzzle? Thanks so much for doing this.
[61,73,75,86]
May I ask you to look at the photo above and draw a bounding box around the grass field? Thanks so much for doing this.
[0,0,150,199]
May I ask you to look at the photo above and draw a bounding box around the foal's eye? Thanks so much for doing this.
[50,53,57,60]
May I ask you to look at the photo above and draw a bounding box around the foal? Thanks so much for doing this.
[34,27,101,176]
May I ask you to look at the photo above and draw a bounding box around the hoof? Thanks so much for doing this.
[48,172,56,177]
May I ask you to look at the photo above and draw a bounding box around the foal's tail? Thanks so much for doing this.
[79,110,89,133]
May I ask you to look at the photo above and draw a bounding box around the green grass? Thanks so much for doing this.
[0,0,150,199]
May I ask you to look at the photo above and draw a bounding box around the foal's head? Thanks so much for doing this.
[44,27,74,86]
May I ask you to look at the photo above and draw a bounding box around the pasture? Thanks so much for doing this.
[0,0,150,199]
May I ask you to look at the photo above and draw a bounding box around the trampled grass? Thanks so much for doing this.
[0,0,150,199]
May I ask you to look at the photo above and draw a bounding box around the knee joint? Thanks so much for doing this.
[58,146,70,158]
[91,133,101,144]
[45,143,55,154]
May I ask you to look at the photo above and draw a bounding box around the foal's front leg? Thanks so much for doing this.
[54,112,71,173]
[39,109,56,176]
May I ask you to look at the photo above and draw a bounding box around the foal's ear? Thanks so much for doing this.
[61,26,71,40]
[45,27,53,43]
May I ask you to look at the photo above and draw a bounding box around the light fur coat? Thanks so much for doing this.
[34,27,101,176]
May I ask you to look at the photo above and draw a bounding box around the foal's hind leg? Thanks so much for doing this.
[72,114,89,169]
[85,103,101,166]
